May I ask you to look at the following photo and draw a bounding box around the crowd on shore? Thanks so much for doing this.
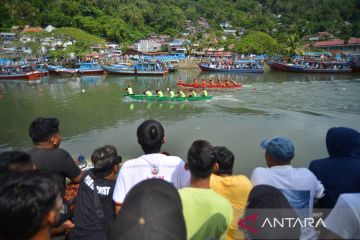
[0,117,359,240]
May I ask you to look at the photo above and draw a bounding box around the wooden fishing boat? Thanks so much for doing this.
[177,82,241,89]
[198,61,264,73]
[270,62,351,73]
[124,94,213,101]
[103,62,168,76]
[77,62,104,74]
[0,65,40,80]
[47,65,78,75]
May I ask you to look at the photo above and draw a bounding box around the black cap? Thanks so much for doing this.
[110,179,186,240]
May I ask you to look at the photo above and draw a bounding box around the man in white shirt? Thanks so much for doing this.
[250,136,324,240]
[113,119,189,214]
[324,193,360,239]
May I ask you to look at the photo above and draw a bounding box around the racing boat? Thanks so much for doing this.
[124,94,213,102]
[177,82,241,89]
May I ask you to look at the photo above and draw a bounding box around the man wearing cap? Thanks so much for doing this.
[250,136,324,240]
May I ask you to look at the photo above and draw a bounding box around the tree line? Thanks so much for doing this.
[1,0,359,55]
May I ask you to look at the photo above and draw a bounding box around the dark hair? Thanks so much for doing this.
[29,117,59,143]
[244,185,301,239]
[214,146,234,175]
[137,120,164,154]
[91,145,120,177]
[187,140,217,179]
[0,170,62,240]
[0,151,33,175]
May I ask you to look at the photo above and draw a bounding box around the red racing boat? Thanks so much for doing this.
[177,81,241,89]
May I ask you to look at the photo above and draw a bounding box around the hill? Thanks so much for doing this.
[1,0,359,45]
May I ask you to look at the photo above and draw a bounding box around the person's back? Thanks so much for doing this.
[179,140,232,240]
[27,117,82,187]
[250,136,324,240]
[69,145,121,240]
[210,147,252,240]
[324,193,360,239]
[113,120,189,214]
[309,127,360,208]
[145,90,152,96]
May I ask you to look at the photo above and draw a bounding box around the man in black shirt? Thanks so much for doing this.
[68,145,121,240]
[28,117,83,187]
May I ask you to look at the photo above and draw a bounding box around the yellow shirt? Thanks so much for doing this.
[157,91,164,97]
[210,174,252,240]
[127,88,133,94]
[178,91,186,97]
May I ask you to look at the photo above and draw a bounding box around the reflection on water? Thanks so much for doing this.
[1,70,360,175]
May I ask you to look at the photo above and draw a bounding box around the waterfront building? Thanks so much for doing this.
[313,38,360,53]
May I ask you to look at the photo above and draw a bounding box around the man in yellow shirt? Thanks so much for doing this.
[177,90,186,98]
[167,88,175,98]
[156,89,164,97]
[210,146,252,240]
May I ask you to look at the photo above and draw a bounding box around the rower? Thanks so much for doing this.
[178,79,183,84]
[201,88,208,97]
[209,79,215,86]
[177,90,186,98]
[167,88,175,98]
[144,90,152,96]
[156,89,164,97]
[225,80,230,86]
[232,80,239,86]
[193,79,199,86]
[201,79,206,86]
[188,89,197,97]
[126,85,133,95]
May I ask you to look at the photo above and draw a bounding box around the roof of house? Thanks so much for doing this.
[313,38,360,47]
[22,26,43,33]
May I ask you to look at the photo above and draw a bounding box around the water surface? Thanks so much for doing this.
[1,70,359,176]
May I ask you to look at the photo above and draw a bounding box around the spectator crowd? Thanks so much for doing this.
[0,117,359,240]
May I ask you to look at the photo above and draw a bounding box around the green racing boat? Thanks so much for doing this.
[124,94,213,102]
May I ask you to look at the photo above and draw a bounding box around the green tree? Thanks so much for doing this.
[283,34,304,56]
[236,31,279,55]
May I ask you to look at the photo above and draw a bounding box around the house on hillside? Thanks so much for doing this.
[312,38,360,53]
[0,32,16,45]
[168,39,191,54]
[45,25,56,32]
[132,40,162,52]
[302,32,334,41]
[22,25,43,33]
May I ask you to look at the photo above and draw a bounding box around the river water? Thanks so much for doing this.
[1,70,360,176]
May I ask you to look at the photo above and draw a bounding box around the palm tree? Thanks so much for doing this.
[284,34,304,56]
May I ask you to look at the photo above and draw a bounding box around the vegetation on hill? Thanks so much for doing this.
[1,0,359,54]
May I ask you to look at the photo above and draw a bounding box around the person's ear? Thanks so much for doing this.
[212,162,219,173]
[50,136,57,145]
[184,162,189,170]
[265,153,272,167]
[114,164,119,174]
[162,137,166,144]
[46,209,57,226]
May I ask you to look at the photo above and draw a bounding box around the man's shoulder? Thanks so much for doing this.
[309,158,328,169]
